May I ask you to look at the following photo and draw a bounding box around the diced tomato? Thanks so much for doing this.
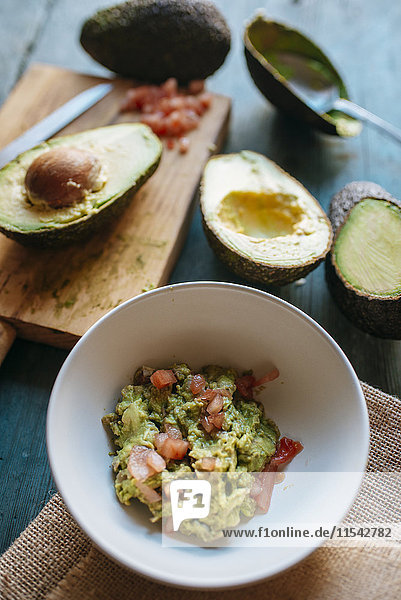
[142,103,156,114]
[209,411,224,429]
[270,437,304,469]
[128,445,165,482]
[188,80,205,95]
[166,138,175,150]
[216,388,231,397]
[190,374,207,395]
[150,369,177,389]
[146,450,166,473]
[254,368,280,387]
[141,112,168,136]
[155,426,188,460]
[235,375,256,400]
[154,432,168,450]
[253,470,277,512]
[165,110,184,136]
[197,388,216,402]
[206,393,224,415]
[180,109,200,131]
[200,415,215,433]
[198,92,212,109]
[162,77,178,97]
[183,95,204,115]
[252,437,303,513]
[135,480,161,504]
[169,96,188,113]
[164,423,182,439]
[158,437,189,460]
[121,78,211,150]
[200,457,216,471]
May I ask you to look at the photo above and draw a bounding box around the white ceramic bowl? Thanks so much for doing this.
[47,282,369,589]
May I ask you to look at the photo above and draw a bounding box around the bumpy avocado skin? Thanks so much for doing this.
[328,181,395,236]
[80,0,231,83]
[244,17,361,137]
[202,215,327,286]
[326,182,401,339]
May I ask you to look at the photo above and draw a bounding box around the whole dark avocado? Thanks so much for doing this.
[244,15,361,137]
[80,0,231,83]
[326,182,401,339]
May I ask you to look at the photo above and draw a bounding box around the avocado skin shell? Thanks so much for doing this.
[0,157,161,248]
[80,0,231,83]
[200,151,333,286]
[202,214,328,286]
[328,180,396,236]
[244,18,359,137]
[244,46,336,136]
[325,181,401,339]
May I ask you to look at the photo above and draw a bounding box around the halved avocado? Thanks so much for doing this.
[0,123,162,247]
[244,15,361,137]
[200,151,333,285]
[326,182,401,338]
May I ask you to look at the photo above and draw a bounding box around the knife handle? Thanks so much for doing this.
[0,321,16,366]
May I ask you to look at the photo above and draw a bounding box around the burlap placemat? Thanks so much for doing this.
[0,382,400,600]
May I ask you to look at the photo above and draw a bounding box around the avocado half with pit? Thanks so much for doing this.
[0,123,162,247]
[244,15,361,137]
[326,182,401,339]
[200,151,333,285]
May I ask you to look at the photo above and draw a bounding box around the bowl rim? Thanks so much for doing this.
[47,281,370,589]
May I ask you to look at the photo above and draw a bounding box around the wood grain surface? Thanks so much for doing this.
[0,0,400,559]
[0,63,230,347]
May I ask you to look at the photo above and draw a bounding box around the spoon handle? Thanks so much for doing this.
[333,98,401,143]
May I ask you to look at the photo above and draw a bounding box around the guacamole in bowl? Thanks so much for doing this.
[103,362,302,540]
[47,282,369,587]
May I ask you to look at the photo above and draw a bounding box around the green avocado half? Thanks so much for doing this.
[244,15,361,137]
[80,0,231,83]
[200,151,333,286]
[326,182,401,339]
[0,123,162,247]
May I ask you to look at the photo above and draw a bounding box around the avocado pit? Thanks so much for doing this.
[24,146,104,208]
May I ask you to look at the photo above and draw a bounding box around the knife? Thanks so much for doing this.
[0,82,113,168]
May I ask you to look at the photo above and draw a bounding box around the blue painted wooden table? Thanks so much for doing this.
[1,0,400,553]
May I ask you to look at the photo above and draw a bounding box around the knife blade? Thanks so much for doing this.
[0,82,113,168]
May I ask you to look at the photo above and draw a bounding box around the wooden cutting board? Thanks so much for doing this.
[0,63,231,355]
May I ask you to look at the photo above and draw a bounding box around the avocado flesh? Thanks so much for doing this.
[334,199,401,297]
[201,151,332,282]
[0,123,162,244]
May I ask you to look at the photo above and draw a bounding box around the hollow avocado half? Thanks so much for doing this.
[326,182,401,339]
[244,15,361,137]
[200,151,333,285]
[0,123,162,247]
[80,0,231,83]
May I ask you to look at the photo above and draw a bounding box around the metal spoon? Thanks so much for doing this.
[276,51,401,143]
